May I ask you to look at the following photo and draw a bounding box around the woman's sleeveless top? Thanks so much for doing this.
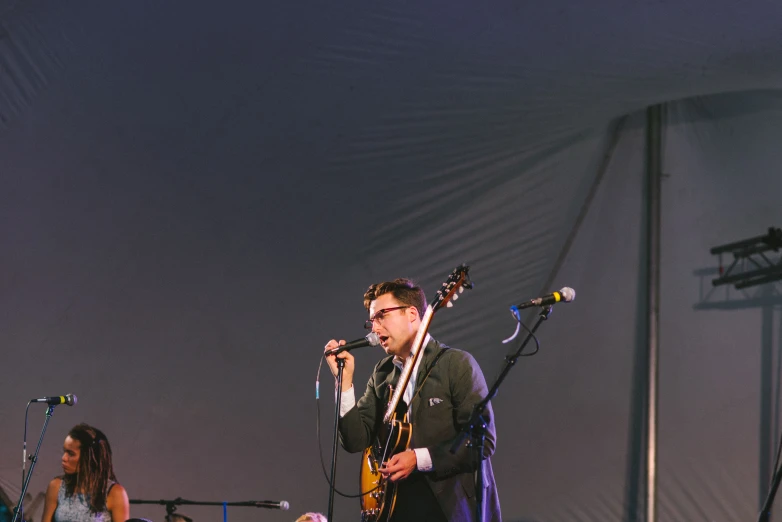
[53,479,115,522]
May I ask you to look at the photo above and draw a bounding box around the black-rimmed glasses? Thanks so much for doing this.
[364,306,409,330]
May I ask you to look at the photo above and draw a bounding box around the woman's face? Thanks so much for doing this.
[61,435,81,475]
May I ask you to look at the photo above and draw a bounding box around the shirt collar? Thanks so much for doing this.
[392,333,432,369]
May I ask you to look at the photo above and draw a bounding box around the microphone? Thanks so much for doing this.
[511,287,576,310]
[253,500,290,510]
[324,332,380,356]
[31,394,78,406]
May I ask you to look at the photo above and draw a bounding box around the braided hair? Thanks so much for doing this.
[62,423,118,514]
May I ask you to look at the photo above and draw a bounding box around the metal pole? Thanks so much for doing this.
[645,104,663,522]
[327,359,345,522]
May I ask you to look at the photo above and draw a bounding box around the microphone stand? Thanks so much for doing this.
[327,358,346,522]
[451,305,554,522]
[12,405,57,522]
[130,497,287,522]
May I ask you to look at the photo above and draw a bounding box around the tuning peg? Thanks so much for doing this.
[452,293,459,300]
[459,287,464,293]
[446,301,454,308]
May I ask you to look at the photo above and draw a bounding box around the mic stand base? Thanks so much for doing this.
[470,422,487,522]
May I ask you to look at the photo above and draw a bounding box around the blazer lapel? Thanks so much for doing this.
[410,338,439,421]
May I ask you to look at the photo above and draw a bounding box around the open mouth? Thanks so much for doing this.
[379,336,389,346]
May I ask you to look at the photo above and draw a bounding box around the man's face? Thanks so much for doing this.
[368,293,419,357]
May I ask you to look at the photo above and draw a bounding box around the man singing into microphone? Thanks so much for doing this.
[324,278,501,522]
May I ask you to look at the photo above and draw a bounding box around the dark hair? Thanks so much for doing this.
[166,515,193,522]
[363,278,426,319]
[62,423,117,513]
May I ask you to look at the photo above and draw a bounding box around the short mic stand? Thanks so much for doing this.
[129,497,290,522]
[12,404,58,522]
[450,304,554,522]
[327,358,346,522]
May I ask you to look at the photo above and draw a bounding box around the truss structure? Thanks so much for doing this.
[711,227,782,290]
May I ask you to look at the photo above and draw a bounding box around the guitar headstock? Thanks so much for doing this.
[431,264,473,312]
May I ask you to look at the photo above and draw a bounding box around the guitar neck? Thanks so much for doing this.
[382,305,434,423]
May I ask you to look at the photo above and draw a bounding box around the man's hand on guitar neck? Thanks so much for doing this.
[324,339,355,391]
[379,449,417,482]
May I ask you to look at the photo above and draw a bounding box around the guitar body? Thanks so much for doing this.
[359,408,412,522]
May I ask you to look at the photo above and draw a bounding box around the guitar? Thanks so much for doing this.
[359,264,473,522]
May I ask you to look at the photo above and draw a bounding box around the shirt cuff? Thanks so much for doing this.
[414,448,433,472]
[339,385,356,417]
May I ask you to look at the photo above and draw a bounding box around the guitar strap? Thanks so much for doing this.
[410,346,450,406]
[389,345,450,415]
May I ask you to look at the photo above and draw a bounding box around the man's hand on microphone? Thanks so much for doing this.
[324,339,354,391]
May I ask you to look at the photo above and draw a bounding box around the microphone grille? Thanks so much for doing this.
[65,394,78,406]
[365,332,381,346]
[280,501,290,511]
[559,287,576,303]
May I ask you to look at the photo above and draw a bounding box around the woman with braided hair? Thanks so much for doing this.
[42,423,130,522]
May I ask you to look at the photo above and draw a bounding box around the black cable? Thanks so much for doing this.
[769,426,782,490]
[315,357,380,499]
[757,428,782,521]
[20,402,32,522]
[510,309,541,357]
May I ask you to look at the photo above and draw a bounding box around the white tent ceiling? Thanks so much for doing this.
[1,1,782,521]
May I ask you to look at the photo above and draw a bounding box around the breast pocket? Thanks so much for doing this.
[413,392,455,444]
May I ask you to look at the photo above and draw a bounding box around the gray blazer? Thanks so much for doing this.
[339,338,502,522]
